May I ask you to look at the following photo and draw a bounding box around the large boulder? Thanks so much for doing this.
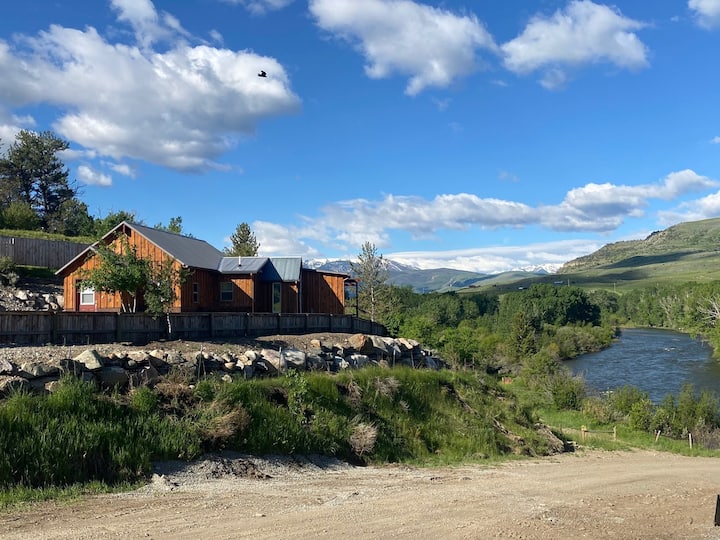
[347,334,373,354]
[261,349,284,372]
[73,349,105,371]
[19,361,60,379]
[281,348,306,370]
[97,366,129,388]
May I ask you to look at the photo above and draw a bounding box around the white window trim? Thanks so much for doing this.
[80,287,95,306]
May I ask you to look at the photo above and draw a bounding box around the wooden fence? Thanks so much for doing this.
[0,312,386,345]
[0,236,89,269]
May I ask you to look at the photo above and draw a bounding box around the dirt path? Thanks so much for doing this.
[2,449,720,539]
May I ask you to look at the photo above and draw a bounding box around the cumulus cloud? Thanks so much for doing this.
[541,170,718,231]
[250,221,322,257]
[502,0,648,88]
[255,169,717,261]
[689,0,720,29]
[0,1,300,172]
[77,165,113,187]
[712,136,720,144]
[309,0,497,95]
[221,0,295,15]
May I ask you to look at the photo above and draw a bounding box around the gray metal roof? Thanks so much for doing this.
[128,222,224,270]
[218,256,269,274]
[261,257,302,282]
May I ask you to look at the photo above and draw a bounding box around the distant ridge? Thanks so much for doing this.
[559,217,720,273]
[305,258,552,293]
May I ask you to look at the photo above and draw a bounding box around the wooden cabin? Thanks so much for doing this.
[56,221,349,315]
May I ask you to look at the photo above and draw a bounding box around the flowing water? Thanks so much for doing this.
[565,328,720,402]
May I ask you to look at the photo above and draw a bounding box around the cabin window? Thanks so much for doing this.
[192,283,199,303]
[272,282,282,313]
[80,287,95,305]
[220,282,233,302]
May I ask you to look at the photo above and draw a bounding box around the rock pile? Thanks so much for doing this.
[0,286,63,312]
[0,333,447,396]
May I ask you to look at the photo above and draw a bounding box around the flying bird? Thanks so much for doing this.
[258,70,267,77]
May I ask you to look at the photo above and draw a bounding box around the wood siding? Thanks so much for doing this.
[302,270,346,315]
[59,225,348,315]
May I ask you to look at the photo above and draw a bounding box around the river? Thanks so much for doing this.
[565,328,720,402]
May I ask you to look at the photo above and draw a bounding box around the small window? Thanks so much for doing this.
[80,287,95,305]
[272,282,282,313]
[220,282,233,302]
[192,283,199,303]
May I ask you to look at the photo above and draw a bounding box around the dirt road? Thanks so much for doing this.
[2,449,720,539]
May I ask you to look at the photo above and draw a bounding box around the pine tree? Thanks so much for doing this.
[224,222,260,256]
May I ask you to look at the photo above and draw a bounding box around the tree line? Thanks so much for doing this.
[0,130,260,254]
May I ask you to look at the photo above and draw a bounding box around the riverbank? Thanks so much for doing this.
[2,449,718,539]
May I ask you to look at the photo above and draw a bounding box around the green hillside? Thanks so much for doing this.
[463,217,720,295]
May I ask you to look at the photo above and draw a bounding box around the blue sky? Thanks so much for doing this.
[1,0,719,273]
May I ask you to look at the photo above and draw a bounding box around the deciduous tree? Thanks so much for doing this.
[350,241,392,323]
[81,235,149,312]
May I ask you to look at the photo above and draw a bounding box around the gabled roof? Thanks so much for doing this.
[127,222,224,270]
[56,221,224,275]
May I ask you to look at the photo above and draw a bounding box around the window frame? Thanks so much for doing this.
[220,281,233,302]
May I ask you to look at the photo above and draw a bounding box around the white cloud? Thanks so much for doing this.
[221,0,295,15]
[77,165,113,187]
[712,136,720,144]
[251,221,322,258]
[258,169,718,260]
[387,239,601,274]
[542,170,718,231]
[107,162,136,178]
[309,0,497,95]
[0,2,300,172]
[689,0,720,29]
[502,1,648,88]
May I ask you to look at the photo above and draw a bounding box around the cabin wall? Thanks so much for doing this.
[302,270,346,315]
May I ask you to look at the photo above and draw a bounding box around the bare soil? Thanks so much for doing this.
[2,449,720,539]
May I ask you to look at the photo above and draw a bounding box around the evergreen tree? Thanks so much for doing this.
[0,130,79,231]
[224,222,260,256]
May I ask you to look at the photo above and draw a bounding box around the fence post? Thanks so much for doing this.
[613,426,617,441]
[581,425,587,442]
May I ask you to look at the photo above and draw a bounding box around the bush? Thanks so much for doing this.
[609,386,650,416]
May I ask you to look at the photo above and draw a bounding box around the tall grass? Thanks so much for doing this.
[0,377,202,489]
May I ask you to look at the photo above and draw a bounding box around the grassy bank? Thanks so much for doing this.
[0,367,555,505]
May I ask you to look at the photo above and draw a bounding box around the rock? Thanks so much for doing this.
[0,375,29,395]
[148,350,168,369]
[223,362,237,372]
[305,353,326,371]
[14,290,29,301]
[130,365,160,387]
[244,350,260,362]
[281,348,306,370]
[0,358,14,375]
[97,366,129,388]
[221,374,232,383]
[19,361,60,379]
[347,334,372,354]
[45,380,61,393]
[346,353,369,368]
[261,349,284,372]
[73,349,105,371]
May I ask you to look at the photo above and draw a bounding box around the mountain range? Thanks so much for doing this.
[307,217,720,294]
[304,258,555,293]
